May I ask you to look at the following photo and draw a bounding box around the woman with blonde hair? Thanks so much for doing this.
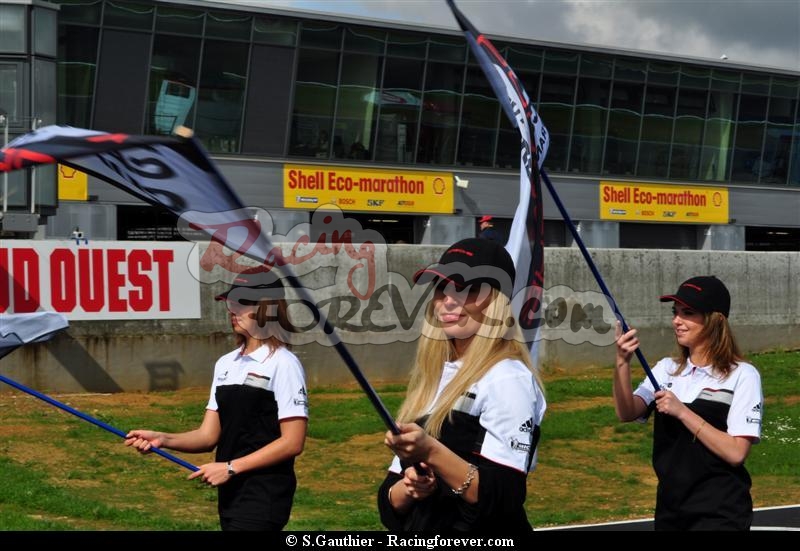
[613,275,763,530]
[378,238,546,532]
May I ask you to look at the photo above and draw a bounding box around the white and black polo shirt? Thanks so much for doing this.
[389,358,546,475]
[633,357,762,441]
[633,357,763,530]
[207,345,308,420]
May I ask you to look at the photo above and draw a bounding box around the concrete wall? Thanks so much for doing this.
[2,246,798,393]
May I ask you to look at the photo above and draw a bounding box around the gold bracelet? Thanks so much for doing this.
[452,463,478,496]
[693,420,707,443]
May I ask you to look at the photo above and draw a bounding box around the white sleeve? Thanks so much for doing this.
[387,455,402,474]
[477,368,538,473]
[273,351,309,420]
[633,358,670,407]
[206,358,224,411]
[726,363,763,442]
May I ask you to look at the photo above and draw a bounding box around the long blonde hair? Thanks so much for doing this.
[672,311,742,379]
[397,287,543,438]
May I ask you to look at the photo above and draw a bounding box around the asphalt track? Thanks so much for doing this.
[540,504,800,531]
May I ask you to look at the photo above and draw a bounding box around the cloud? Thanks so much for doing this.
[224,0,800,70]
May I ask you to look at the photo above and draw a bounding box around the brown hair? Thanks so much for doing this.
[233,298,295,354]
[672,311,743,379]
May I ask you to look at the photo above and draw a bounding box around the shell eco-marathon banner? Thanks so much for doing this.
[0,241,200,320]
[599,181,730,224]
[283,164,454,214]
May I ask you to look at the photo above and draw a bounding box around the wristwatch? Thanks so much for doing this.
[226,461,237,477]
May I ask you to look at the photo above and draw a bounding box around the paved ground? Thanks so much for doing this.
[541,504,800,531]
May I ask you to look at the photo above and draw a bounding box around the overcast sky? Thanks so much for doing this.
[220,0,800,72]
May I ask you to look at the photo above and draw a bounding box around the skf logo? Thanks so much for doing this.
[367,199,384,207]
[663,211,676,217]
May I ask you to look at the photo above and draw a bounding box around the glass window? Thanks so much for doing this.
[0,4,26,53]
[604,82,643,176]
[386,31,427,58]
[35,163,57,208]
[155,6,204,35]
[457,65,500,167]
[344,26,385,54]
[5,169,27,207]
[741,73,770,95]
[146,34,201,135]
[506,45,543,71]
[699,90,738,181]
[374,57,424,164]
[206,11,251,40]
[544,51,578,75]
[417,62,463,164]
[57,25,99,128]
[104,1,154,30]
[771,77,799,100]
[538,75,576,172]
[670,89,708,179]
[580,55,612,79]
[254,17,297,46]
[614,58,646,82]
[428,35,465,62]
[679,65,710,89]
[300,21,342,49]
[34,8,58,57]
[57,0,102,25]
[34,59,56,125]
[333,54,383,161]
[790,116,800,187]
[711,69,740,92]
[195,40,249,153]
[94,30,150,133]
[0,63,21,125]
[647,62,679,86]
[637,85,675,178]
[762,92,797,185]
[289,49,340,157]
[570,78,610,173]
[731,94,767,183]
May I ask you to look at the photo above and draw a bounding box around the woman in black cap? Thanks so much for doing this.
[613,275,763,530]
[125,268,308,531]
[378,238,546,532]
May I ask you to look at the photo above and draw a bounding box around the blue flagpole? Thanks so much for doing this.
[0,372,199,472]
[540,169,660,390]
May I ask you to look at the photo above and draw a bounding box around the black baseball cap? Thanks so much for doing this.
[659,275,730,318]
[413,238,515,298]
[215,267,285,304]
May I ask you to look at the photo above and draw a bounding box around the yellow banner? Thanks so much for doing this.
[599,181,729,224]
[283,164,453,214]
[57,164,88,201]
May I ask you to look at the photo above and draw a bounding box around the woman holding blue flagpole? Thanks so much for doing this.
[378,238,546,532]
[613,276,763,530]
[125,268,308,531]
